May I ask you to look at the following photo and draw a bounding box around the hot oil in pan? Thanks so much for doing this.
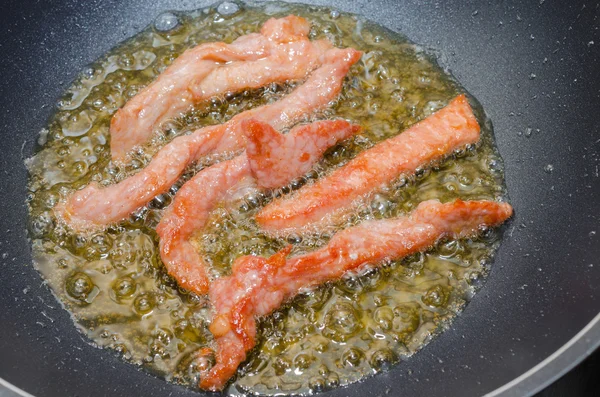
[25,1,508,394]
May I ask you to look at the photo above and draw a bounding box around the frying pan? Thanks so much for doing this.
[1,0,599,396]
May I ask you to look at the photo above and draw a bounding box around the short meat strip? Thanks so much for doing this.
[256,94,481,233]
[245,118,361,189]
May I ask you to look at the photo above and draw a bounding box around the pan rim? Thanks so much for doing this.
[485,312,600,397]
[0,378,34,397]
[1,314,599,397]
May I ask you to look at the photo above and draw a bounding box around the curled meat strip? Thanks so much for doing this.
[156,118,360,295]
[110,16,319,159]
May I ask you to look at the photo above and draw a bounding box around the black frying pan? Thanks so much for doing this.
[1,0,599,396]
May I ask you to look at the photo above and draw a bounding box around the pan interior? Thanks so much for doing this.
[25,1,509,395]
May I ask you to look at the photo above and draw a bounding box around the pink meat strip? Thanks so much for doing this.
[191,39,331,98]
[156,118,360,295]
[200,199,513,391]
[110,15,322,160]
[256,94,481,233]
[56,47,363,230]
[156,155,252,295]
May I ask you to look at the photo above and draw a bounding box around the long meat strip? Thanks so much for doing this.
[201,199,513,390]
[156,119,360,295]
[256,94,481,233]
[110,15,320,160]
[56,47,362,229]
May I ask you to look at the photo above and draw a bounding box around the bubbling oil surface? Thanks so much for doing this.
[26,1,508,395]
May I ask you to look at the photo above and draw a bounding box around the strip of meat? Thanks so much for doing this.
[156,119,360,295]
[109,15,317,160]
[56,47,362,230]
[211,48,362,153]
[256,94,481,233]
[189,39,331,99]
[244,119,361,189]
[200,199,513,390]
[260,15,311,43]
[156,156,252,295]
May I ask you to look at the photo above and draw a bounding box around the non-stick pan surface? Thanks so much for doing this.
[1,1,599,396]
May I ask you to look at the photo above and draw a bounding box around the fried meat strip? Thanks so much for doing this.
[256,95,481,233]
[201,199,513,390]
[56,48,362,229]
[110,16,319,159]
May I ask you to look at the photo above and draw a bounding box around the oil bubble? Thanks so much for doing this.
[373,306,394,331]
[66,272,95,301]
[112,276,137,299]
[149,341,169,359]
[308,376,326,392]
[326,372,340,388]
[294,353,314,370]
[369,349,397,371]
[176,349,215,384]
[341,347,364,367]
[134,293,156,315]
[154,12,179,32]
[154,328,174,345]
[322,303,363,342]
[30,212,54,238]
[422,285,449,308]
[217,2,240,16]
